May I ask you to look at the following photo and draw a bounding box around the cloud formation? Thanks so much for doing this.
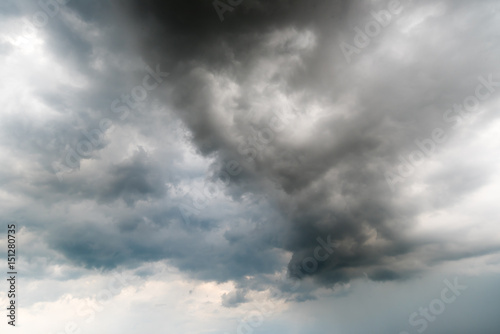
[1,1,500,318]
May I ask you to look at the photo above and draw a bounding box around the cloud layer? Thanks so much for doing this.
[1,2,500,332]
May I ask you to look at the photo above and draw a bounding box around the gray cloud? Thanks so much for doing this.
[1,0,500,309]
[221,288,248,308]
[109,0,500,289]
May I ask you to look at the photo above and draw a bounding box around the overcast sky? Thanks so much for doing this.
[1,0,500,333]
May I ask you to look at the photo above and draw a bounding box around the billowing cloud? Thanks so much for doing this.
[1,0,500,333]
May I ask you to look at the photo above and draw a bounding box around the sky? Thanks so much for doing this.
[0,0,500,333]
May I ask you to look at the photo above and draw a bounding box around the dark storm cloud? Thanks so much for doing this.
[3,0,500,302]
[106,0,500,292]
[117,0,350,66]
[43,201,287,283]
[116,0,398,286]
